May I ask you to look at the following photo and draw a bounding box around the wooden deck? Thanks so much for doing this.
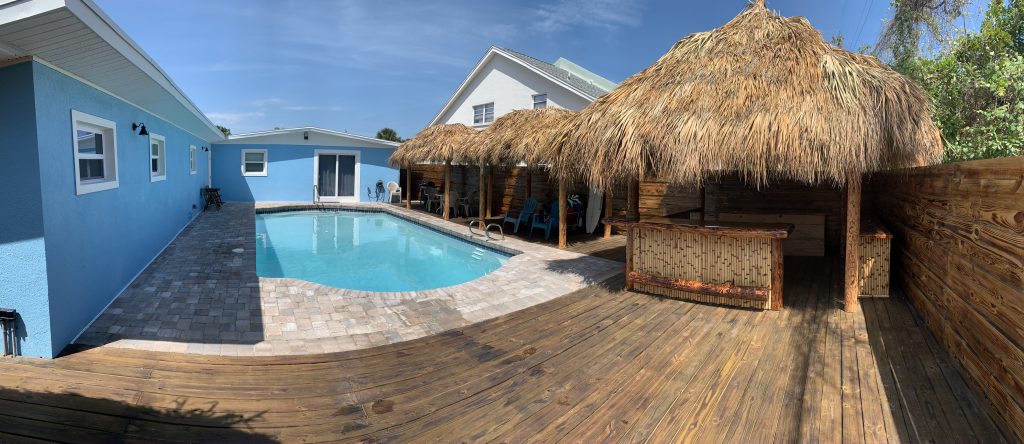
[0,237,1006,442]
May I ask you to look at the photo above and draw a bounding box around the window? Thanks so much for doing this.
[533,94,548,109]
[472,102,494,125]
[189,145,197,175]
[71,110,119,195]
[149,133,166,182]
[242,149,267,176]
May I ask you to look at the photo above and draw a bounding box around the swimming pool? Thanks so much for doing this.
[255,210,511,292]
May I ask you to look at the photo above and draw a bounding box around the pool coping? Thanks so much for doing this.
[75,202,623,356]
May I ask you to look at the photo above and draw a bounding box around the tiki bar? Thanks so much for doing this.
[549,0,942,312]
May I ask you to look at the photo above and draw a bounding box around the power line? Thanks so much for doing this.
[854,0,877,46]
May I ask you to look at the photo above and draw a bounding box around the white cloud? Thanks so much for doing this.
[533,0,643,33]
[206,112,264,125]
[282,105,342,112]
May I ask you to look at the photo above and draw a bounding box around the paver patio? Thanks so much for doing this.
[74,202,620,356]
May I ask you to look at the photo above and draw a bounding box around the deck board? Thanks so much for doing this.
[0,235,1007,442]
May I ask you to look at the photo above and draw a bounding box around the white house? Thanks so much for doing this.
[430,46,616,128]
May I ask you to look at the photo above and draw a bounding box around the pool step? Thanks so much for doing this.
[471,248,487,260]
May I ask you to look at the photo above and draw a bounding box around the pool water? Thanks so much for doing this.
[255,211,511,292]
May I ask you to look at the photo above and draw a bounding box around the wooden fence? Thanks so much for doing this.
[870,156,1024,439]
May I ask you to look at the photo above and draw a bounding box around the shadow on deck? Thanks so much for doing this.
[0,240,1006,442]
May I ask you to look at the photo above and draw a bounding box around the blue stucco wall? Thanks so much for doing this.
[31,62,211,357]
[0,63,52,358]
[210,144,398,202]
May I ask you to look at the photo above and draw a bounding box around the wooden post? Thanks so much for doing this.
[770,238,784,310]
[627,179,640,221]
[486,167,494,218]
[698,184,706,225]
[478,163,486,228]
[625,225,634,291]
[405,167,412,209]
[558,178,568,249]
[443,160,451,220]
[525,165,533,199]
[844,174,862,312]
[603,189,613,239]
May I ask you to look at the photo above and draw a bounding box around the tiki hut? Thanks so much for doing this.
[472,108,578,247]
[551,0,942,311]
[389,123,477,219]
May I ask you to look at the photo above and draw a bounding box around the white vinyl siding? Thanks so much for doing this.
[242,149,268,176]
[149,133,166,182]
[71,110,119,195]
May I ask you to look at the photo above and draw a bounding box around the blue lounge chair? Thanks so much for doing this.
[502,196,537,233]
[529,202,559,240]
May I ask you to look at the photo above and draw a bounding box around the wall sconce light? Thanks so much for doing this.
[202,146,209,152]
[132,122,149,136]
[303,131,309,140]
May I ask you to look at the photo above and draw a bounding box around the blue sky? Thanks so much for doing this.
[94,0,987,139]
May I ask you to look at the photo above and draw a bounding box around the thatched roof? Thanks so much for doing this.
[389,123,477,166]
[474,108,577,167]
[552,0,943,188]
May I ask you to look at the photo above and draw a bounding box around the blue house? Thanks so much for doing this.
[0,0,398,358]
[212,128,399,203]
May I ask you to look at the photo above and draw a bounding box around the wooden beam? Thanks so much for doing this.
[602,217,793,238]
[844,174,861,312]
[698,184,706,225]
[525,166,533,200]
[603,189,613,239]
[627,179,640,221]
[478,163,486,228]
[443,161,451,220]
[627,271,771,301]
[558,178,568,249]
[770,238,784,310]
[486,167,494,218]
[625,226,634,291]
[405,167,412,209]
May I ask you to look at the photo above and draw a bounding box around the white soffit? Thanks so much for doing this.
[0,0,224,142]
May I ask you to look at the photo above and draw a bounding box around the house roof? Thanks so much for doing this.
[0,0,224,142]
[428,46,616,126]
[498,48,613,99]
[217,127,399,148]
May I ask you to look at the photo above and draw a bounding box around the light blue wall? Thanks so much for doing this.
[211,144,398,202]
[29,61,211,357]
[0,63,52,358]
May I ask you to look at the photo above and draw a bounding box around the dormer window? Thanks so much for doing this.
[473,103,494,125]
[533,94,547,109]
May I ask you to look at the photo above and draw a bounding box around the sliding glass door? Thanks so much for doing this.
[315,151,359,202]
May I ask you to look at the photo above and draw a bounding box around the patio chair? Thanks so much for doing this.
[423,187,440,212]
[502,196,537,234]
[457,190,478,218]
[386,181,402,203]
[366,187,375,202]
[529,201,559,240]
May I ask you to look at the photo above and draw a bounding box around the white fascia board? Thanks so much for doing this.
[65,0,225,142]
[0,0,65,26]
[427,46,596,126]
[221,127,399,148]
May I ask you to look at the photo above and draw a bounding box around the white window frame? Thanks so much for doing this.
[532,94,548,109]
[71,110,119,195]
[312,149,361,202]
[149,133,166,182]
[472,102,494,125]
[242,148,268,177]
[189,145,197,175]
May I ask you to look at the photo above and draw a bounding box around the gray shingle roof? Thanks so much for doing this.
[498,48,612,99]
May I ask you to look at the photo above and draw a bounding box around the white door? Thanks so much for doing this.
[314,151,359,202]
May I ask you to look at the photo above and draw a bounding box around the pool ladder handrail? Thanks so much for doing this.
[468,220,504,241]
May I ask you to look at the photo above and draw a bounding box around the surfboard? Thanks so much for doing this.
[585,189,603,234]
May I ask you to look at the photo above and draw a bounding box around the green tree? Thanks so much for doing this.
[910,0,1024,161]
[877,0,971,72]
[376,127,403,142]
[216,125,231,137]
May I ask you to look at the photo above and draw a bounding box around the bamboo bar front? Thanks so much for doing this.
[606,217,793,310]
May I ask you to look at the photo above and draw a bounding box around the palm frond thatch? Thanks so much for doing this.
[389,123,477,166]
[552,0,943,189]
[474,108,577,167]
